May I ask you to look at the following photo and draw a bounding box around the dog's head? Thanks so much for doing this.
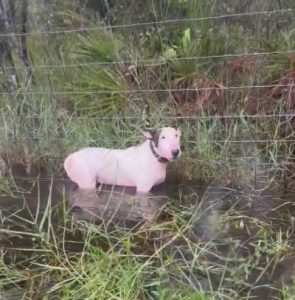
[142,127,182,161]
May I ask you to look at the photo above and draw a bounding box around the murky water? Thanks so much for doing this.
[1,165,295,299]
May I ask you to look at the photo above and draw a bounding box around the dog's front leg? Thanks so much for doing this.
[136,181,153,194]
[135,183,157,223]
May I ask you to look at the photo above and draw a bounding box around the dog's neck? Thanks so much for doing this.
[149,140,168,164]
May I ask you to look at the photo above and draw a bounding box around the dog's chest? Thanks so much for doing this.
[145,162,166,185]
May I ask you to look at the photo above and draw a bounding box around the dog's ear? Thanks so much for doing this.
[141,129,154,140]
[152,131,160,147]
[141,129,160,147]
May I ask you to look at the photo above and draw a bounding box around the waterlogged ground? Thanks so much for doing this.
[1,165,295,299]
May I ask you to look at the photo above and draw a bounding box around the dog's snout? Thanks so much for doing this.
[172,149,180,157]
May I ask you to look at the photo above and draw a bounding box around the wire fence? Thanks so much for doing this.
[0,113,294,119]
[2,50,295,70]
[0,6,295,184]
[0,83,294,96]
[0,9,291,37]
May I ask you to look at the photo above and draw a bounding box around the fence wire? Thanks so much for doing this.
[0,6,295,186]
[0,83,294,96]
[0,9,292,37]
[1,113,295,120]
[2,49,295,70]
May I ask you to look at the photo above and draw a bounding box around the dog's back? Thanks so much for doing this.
[64,146,137,189]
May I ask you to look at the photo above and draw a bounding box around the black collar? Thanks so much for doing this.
[149,140,168,164]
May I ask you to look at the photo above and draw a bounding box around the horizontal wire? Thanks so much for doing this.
[45,157,295,164]
[2,49,295,70]
[0,135,294,144]
[0,83,294,96]
[0,176,291,183]
[0,9,292,37]
[41,155,292,160]
[1,113,295,120]
[187,139,295,144]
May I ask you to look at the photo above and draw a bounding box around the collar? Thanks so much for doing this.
[149,140,168,164]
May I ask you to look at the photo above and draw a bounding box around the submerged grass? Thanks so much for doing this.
[1,174,295,299]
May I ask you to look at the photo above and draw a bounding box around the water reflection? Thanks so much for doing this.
[68,183,168,224]
[1,168,295,299]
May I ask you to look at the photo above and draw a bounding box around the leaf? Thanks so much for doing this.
[239,219,245,230]
[163,47,177,59]
[182,28,191,51]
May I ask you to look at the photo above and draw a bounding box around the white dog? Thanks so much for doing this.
[64,127,181,193]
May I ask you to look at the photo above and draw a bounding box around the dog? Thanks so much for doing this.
[64,127,181,193]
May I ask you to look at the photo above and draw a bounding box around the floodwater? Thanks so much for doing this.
[1,165,295,299]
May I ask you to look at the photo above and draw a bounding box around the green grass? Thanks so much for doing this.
[1,175,295,299]
[1,1,295,299]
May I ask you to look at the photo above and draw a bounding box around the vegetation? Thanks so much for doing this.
[0,0,295,299]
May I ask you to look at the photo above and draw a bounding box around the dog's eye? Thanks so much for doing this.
[175,134,178,138]
[161,136,166,139]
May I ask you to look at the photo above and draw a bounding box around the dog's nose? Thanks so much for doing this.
[172,149,180,157]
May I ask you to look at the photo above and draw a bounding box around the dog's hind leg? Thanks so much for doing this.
[77,176,97,190]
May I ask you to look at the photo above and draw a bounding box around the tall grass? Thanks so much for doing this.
[1,176,295,299]
[1,1,295,299]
